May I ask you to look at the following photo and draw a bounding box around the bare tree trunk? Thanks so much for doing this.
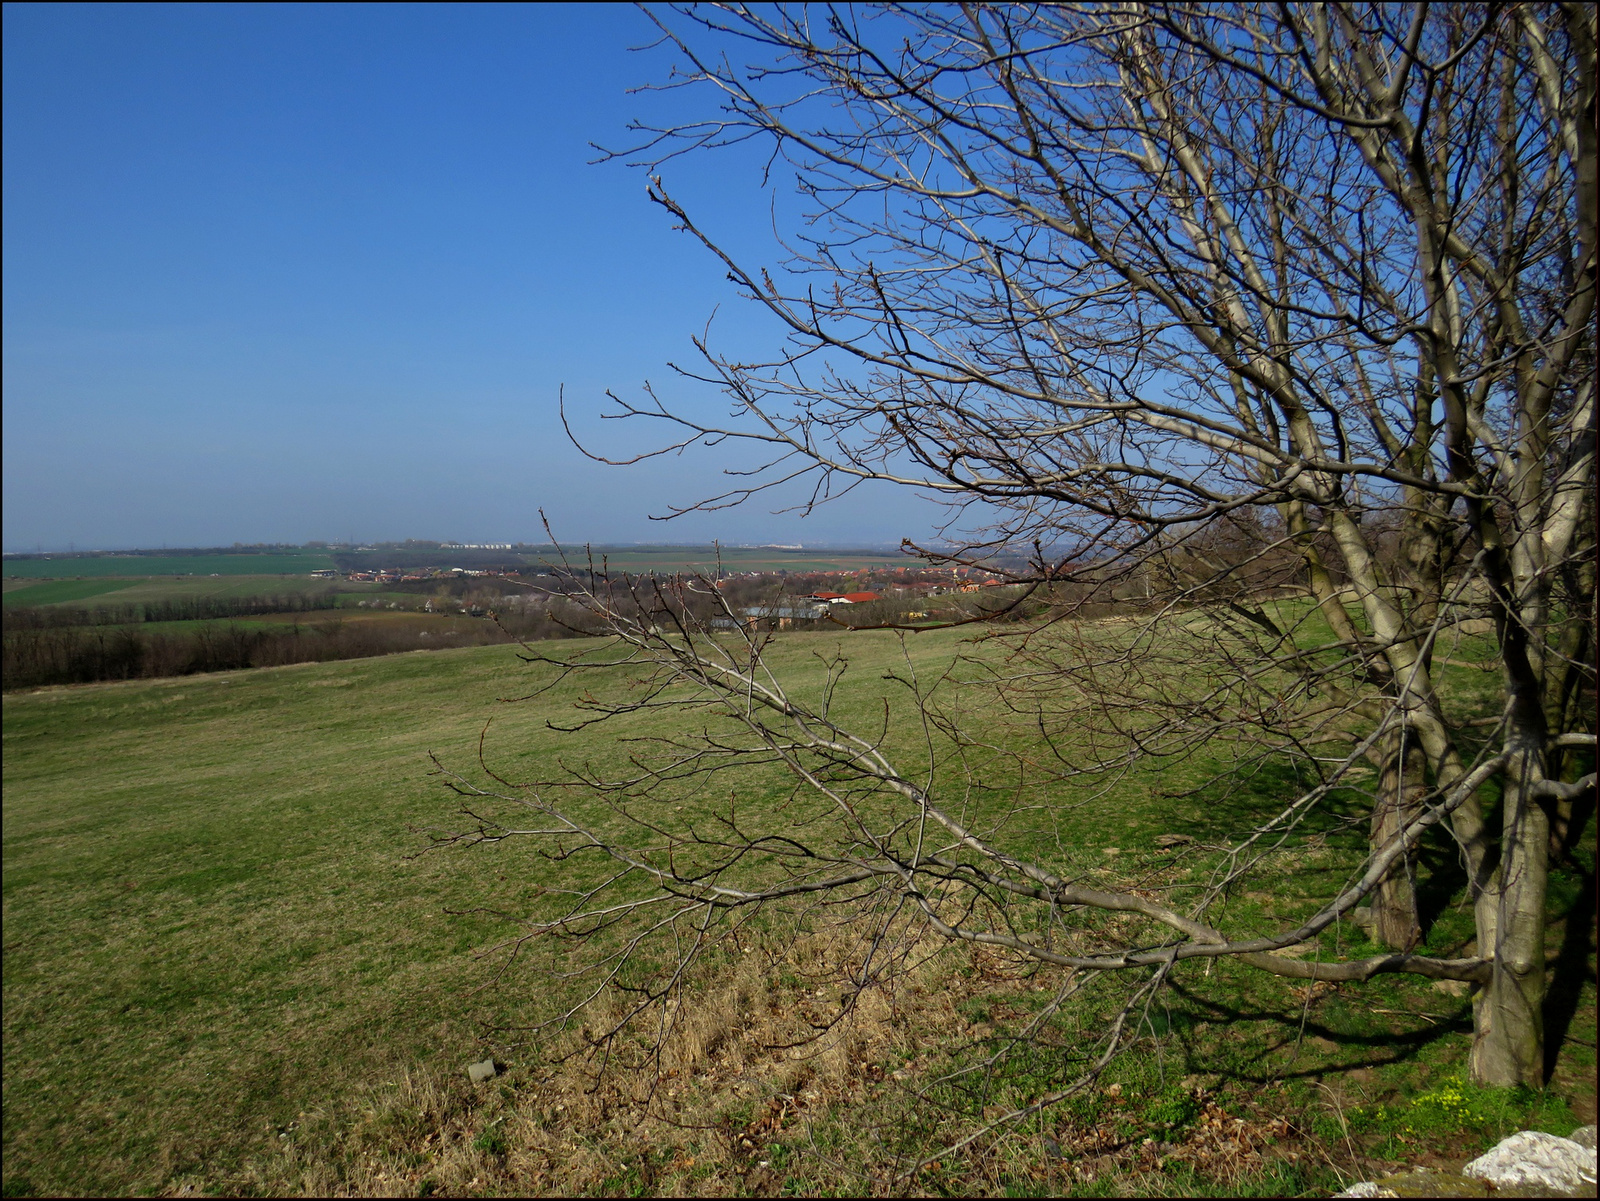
[1369,736,1428,951]
[1471,744,1551,1088]
[1546,581,1596,865]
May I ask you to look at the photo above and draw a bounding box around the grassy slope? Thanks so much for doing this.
[2,628,1592,1197]
[2,646,548,1194]
[1,633,967,1194]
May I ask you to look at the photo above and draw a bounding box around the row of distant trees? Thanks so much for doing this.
[2,618,524,690]
[3,592,341,630]
[0,581,1091,689]
[0,590,630,690]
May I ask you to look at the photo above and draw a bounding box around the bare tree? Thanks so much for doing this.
[456,2,1593,1103]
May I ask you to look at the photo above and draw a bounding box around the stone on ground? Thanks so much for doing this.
[1334,1128,1598,1198]
[1462,1130,1597,1192]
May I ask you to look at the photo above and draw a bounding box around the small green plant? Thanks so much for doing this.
[1142,1090,1201,1132]
[1347,1075,1580,1155]
[1409,1077,1487,1131]
[473,1119,508,1156]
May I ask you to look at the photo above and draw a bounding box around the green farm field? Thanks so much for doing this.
[0,578,143,606]
[1,553,338,579]
[3,627,1592,1196]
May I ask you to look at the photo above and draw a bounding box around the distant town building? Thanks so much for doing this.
[738,605,827,630]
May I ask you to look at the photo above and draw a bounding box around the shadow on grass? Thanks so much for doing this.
[1543,860,1597,1085]
[1157,755,1506,958]
[1413,826,1471,940]
[1158,757,1371,850]
[1163,977,1472,1087]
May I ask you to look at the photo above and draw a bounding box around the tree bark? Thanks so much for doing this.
[1369,735,1428,951]
[1471,742,1551,1088]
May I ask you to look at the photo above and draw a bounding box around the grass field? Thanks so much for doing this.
[2,553,337,580]
[0,578,143,606]
[3,644,557,1195]
[2,628,1592,1196]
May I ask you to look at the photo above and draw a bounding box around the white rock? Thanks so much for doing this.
[1331,1183,1397,1198]
[1570,1124,1597,1149]
[1462,1129,1597,1191]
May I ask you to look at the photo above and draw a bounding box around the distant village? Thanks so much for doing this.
[316,558,1028,633]
[319,562,1016,594]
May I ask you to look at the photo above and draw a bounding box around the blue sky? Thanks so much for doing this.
[2,2,939,550]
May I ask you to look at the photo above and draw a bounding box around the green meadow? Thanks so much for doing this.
[2,627,1592,1196]
[1,575,372,610]
[0,579,145,607]
[3,644,563,1195]
[2,632,968,1194]
[2,554,338,580]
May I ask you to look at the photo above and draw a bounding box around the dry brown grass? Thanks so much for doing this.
[225,922,1072,1197]
[210,913,1392,1199]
